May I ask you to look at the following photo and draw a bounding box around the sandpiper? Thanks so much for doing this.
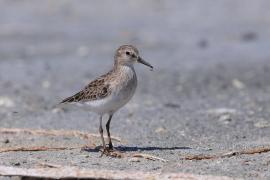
[60,45,153,156]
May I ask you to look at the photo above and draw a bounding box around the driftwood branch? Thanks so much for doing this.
[0,128,121,142]
[0,166,234,180]
[184,146,270,160]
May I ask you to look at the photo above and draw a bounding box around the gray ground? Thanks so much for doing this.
[0,0,270,179]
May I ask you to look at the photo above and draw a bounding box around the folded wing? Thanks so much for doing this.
[60,73,112,104]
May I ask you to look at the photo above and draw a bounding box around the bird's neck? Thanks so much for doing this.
[114,62,135,72]
[113,63,136,79]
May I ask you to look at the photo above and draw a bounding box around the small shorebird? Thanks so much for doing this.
[60,45,153,156]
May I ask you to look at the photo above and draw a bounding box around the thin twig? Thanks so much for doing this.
[0,146,81,153]
[184,154,215,160]
[37,162,62,168]
[132,153,168,162]
[0,128,121,142]
[184,146,270,160]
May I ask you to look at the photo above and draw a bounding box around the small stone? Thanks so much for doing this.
[12,162,21,166]
[4,139,10,144]
[52,108,62,114]
[232,79,245,89]
[207,108,237,115]
[0,96,14,107]
[129,157,140,162]
[219,114,232,124]
[155,127,167,133]
[207,108,236,124]
[152,166,161,170]
[164,103,180,108]
[241,160,251,166]
[254,120,270,128]
[42,80,51,89]
[127,112,134,117]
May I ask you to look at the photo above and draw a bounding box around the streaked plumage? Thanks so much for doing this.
[61,71,113,103]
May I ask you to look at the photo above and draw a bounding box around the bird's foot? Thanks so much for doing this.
[100,147,123,158]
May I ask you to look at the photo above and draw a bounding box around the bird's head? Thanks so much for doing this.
[114,45,153,70]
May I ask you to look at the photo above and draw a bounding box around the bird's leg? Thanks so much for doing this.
[99,115,107,157]
[100,114,123,158]
[106,114,113,150]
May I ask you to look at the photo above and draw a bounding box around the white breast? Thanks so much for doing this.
[83,65,137,115]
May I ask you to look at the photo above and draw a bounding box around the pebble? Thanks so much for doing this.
[254,120,270,128]
[164,103,180,108]
[129,157,140,162]
[42,80,51,89]
[232,79,245,89]
[219,114,232,124]
[0,96,14,107]
[207,108,237,115]
[155,127,167,133]
[12,162,21,166]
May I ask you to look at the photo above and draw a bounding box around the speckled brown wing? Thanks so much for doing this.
[61,72,113,104]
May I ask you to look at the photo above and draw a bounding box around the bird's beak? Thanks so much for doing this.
[138,56,153,70]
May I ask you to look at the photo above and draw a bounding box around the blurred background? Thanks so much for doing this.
[0,0,270,177]
[1,0,270,138]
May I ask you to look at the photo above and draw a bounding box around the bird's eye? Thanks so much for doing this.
[126,51,130,55]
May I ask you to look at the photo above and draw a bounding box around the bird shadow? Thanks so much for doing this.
[115,146,192,152]
[82,145,191,153]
